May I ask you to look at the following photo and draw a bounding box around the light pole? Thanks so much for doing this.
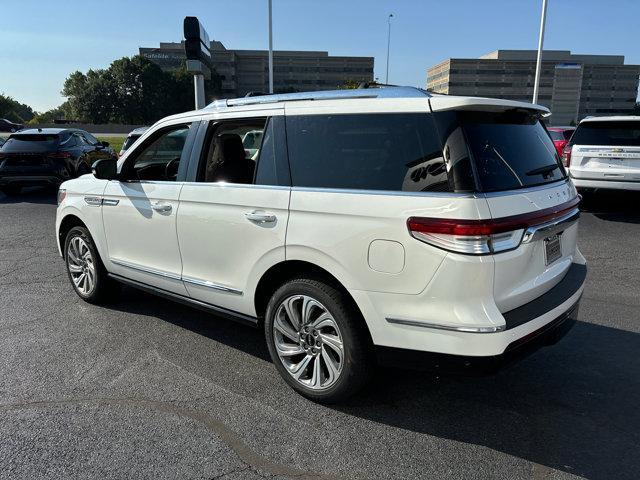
[532,0,548,104]
[268,0,274,93]
[385,13,393,84]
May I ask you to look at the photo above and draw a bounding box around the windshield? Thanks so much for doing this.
[571,121,640,147]
[2,134,60,153]
[121,134,141,152]
[433,110,566,193]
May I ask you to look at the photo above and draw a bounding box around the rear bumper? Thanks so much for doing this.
[376,299,579,374]
[372,261,586,372]
[571,177,640,191]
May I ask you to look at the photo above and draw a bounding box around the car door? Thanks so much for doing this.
[102,121,197,295]
[177,112,290,315]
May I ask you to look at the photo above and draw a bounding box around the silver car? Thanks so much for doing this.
[564,116,640,191]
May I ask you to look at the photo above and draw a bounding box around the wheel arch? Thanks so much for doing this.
[254,260,373,343]
[58,214,87,255]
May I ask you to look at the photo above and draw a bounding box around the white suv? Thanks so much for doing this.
[564,116,640,191]
[55,87,586,402]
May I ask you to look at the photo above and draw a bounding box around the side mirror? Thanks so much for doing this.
[92,158,118,180]
[101,141,110,148]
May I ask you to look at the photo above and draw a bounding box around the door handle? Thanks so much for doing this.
[151,202,172,213]
[245,210,276,224]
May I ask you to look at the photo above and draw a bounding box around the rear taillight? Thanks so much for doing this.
[562,145,572,167]
[407,197,580,255]
[48,151,72,159]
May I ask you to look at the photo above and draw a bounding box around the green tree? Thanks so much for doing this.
[28,101,74,125]
[61,55,223,124]
[0,94,35,123]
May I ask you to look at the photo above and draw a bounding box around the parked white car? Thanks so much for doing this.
[563,116,640,191]
[55,87,586,402]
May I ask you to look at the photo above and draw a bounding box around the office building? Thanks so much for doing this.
[140,41,374,98]
[427,50,640,125]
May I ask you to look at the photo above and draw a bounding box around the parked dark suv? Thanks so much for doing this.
[0,128,115,196]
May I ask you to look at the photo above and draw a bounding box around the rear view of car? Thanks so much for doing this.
[564,116,640,191]
[548,126,575,157]
[0,128,112,196]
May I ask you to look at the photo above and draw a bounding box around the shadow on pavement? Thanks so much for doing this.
[580,189,640,224]
[339,320,640,480]
[0,186,57,205]
[109,286,271,362]
[106,285,640,479]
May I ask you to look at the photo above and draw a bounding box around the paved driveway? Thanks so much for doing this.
[0,189,638,479]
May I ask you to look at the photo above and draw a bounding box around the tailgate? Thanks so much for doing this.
[487,181,580,312]
[570,146,640,182]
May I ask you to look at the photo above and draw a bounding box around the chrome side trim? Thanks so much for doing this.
[110,258,182,281]
[108,273,257,327]
[180,182,290,191]
[110,259,243,295]
[521,207,580,244]
[291,186,479,198]
[182,275,243,296]
[386,317,505,333]
[83,196,103,206]
[102,199,120,206]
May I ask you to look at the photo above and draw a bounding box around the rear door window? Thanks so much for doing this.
[285,113,451,192]
[433,110,566,193]
[570,121,640,147]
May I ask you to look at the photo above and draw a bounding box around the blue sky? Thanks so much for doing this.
[0,0,638,111]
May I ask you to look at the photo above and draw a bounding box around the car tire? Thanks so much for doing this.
[1,185,21,196]
[64,226,119,303]
[264,277,373,403]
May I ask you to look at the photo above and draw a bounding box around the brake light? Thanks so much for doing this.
[407,197,580,255]
[57,189,67,205]
[562,145,572,167]
[48,151,72,159]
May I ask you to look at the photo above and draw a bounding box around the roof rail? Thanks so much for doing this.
[204,85,430,109]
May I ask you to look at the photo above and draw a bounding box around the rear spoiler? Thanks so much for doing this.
[429,96,550,118]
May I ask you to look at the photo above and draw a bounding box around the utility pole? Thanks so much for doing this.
[268,0,274,93]
[193,74,205,109]
[532,0,548,104]
[184,17,211,109]
[385,14,393,84]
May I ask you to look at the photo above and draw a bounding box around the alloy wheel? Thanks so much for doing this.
[273,294,344,390]
[67,236,96,296]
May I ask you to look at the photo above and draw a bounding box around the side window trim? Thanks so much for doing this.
[185,114,291,187]
[119,122,198,183]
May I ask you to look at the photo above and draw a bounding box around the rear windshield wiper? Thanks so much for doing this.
[483,143,524,186]
[526,164,559,177]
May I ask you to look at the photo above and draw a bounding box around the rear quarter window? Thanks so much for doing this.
[285,113,452,192]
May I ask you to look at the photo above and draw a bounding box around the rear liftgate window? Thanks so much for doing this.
[433,110,566,193]
[285,113,455,192]
[570,121,640,147]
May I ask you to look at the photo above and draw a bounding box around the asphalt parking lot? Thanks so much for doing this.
[0,188,638,480]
